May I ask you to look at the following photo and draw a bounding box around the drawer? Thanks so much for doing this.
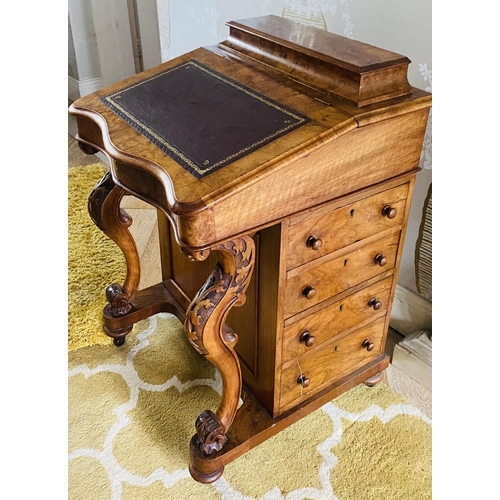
[279,318,386,411]
[284,231,400,318]
[286,183,409,270]
[282,276,392,364]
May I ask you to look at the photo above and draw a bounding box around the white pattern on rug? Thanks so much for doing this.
[69,313,431,500]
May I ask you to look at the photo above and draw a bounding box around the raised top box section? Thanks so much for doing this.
[220,15,413,107]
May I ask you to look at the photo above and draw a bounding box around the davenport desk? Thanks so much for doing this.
[69,15,431,483]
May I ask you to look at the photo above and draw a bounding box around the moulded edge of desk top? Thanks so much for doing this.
[69,42,431,251]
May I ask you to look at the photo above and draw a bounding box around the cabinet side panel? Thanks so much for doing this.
[229,224,282,415]
[168,223,218,299]
[227,233,260,378]
[159,213,281,415]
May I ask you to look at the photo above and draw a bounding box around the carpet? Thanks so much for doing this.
[68,165,432,499]
[68,314,432,500]
[68,163,126,351]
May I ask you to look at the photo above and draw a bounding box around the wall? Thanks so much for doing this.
[68,0,162,99]
[67,0,431,302]
[68,0,102,99]
[155,0,432,302]
[68,17,79,80]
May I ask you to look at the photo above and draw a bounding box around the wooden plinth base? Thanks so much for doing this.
[102,279,190,339]
[188,354,389,483]
[99,279,389,484]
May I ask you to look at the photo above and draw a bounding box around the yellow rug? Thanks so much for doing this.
[68,164,126,351]
[69,314,431,499]
[68,164,432,499]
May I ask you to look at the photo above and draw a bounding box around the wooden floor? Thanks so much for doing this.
[68,110,431,419]
[69,131,163,291]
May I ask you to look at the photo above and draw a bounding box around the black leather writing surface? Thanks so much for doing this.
[100,60,310,178]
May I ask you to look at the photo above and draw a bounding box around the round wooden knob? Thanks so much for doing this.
[302,286,316,300]
[368,297,382,310]
[299,331,316,347]
[374,254,388,267]
[297,374,310,388]
[306,236,323,251]
[382,205,397,219]
[362,339,375,351]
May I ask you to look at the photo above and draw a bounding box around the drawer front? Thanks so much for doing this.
[286,183,409,270]
[282,276,393,364]
[279,318,386,411]
[284,231,400,318]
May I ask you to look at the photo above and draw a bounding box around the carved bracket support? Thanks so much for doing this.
[88,171,141,326]
[184,235,255,456]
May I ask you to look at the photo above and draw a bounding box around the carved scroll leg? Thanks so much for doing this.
[88,171,141,346]
[184,236,255,483]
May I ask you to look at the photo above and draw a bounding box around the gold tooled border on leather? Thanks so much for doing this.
[100,60,310,178]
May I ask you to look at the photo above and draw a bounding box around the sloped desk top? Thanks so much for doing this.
[99,59,310,179]
[69,15,430,253]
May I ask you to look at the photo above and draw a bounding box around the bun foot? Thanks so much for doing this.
[104,324,133,347]
[188,434,225,484]
[188,462,224,484]
[364,371,385,387]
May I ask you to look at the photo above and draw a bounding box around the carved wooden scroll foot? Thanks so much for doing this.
[188,436,225,483]
[184,235,255,475]
[364,370,386,387]
[88,171,141,345]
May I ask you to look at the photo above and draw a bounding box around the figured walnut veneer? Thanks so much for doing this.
[69,15,431,484]
[221,15,413,106]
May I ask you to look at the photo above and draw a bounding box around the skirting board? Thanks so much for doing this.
[389,284,432,336]
[392,331,432,392]
[68,76,103,101]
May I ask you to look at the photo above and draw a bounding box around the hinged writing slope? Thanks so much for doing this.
[221,15,413,107]
[100,60,310,178]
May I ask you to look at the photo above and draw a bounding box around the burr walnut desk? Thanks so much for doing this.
[69,15,431,483]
